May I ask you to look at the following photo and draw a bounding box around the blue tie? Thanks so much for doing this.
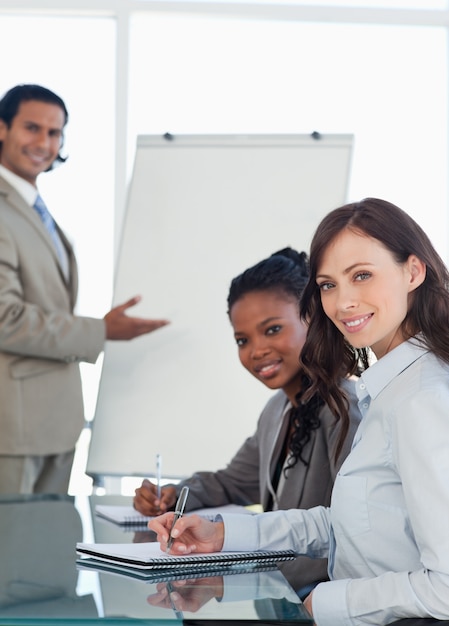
[33,194,69,279]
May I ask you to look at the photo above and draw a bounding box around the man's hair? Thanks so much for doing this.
[0,84,68,166]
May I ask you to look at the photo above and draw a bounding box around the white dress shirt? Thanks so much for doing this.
[0,164,70,280]
[221,338,449,625]
[0,164,36,205]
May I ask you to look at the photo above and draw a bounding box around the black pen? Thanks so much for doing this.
[166,485,189,553]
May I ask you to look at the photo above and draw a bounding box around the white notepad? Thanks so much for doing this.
[76,540,297,571]
[95,503,253,526]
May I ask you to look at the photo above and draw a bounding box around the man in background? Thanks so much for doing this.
[0,83,168,493]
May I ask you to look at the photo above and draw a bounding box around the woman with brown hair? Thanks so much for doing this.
[150,198,449,625]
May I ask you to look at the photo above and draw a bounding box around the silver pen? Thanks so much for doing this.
[166,485,189,553]
[166,581,184,620]
[156,453,162,500]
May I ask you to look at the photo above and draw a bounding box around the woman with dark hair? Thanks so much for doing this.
[150,199,449,624]
[135,247,360,591]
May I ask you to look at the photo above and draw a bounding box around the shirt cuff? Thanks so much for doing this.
[221,514,259,552]
[312,579,351,626]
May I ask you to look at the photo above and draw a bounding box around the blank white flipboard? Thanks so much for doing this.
[87,133,354,482]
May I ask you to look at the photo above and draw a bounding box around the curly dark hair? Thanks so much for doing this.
[228,247,325,470]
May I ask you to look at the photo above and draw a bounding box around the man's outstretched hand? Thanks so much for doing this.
[104,295,169,340]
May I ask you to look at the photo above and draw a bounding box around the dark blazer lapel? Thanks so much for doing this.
[262,400,291,510]
[276,432,316,510]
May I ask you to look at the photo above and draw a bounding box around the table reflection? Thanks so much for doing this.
[0,494,97,620]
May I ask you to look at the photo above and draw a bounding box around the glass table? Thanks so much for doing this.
[0,494,447,626]
[0,494,311,625]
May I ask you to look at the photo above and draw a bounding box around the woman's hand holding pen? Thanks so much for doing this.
[147,577,224,613]
[134,480,177,516]
[149,513,224,555]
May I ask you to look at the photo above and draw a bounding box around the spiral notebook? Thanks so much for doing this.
[95,504,154,527]
[77,556,281,582]
[76,541,297,572]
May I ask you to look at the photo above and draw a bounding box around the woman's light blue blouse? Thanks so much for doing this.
[222,339,449,624]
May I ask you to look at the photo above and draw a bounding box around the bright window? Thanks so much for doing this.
[129,13,448,257]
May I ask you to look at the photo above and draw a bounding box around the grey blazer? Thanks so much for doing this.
[178,378,360,512]
[0,176,105,455]
[175,378,361,590]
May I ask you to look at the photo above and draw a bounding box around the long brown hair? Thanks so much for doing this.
[299,197,449,456]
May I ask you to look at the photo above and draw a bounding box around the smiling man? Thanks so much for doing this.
[0,93,66,184]
[0,84,169,494]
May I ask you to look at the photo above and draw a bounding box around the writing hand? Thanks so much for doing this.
[134,479,177,516]
[149,512,224,555]
[147,577,223,613]
[104,295,169,340]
